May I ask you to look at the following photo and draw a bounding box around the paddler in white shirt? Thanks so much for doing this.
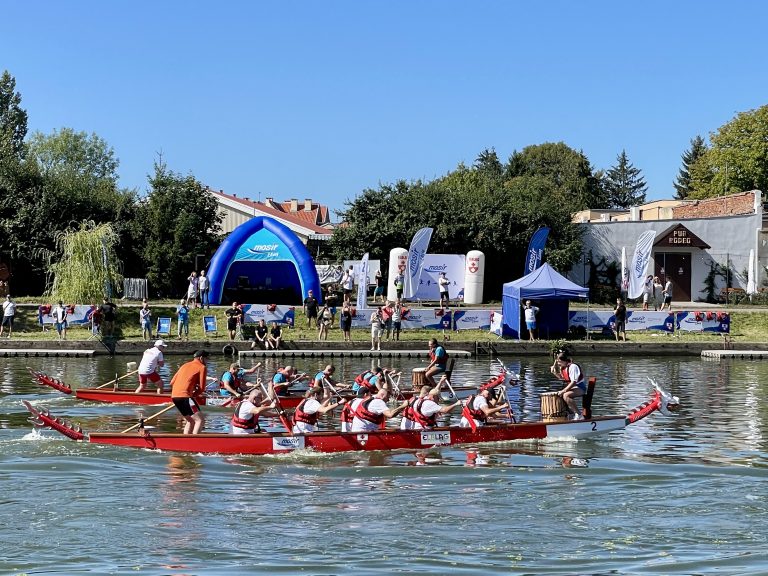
[350,387,408,432]
[401,385,462,430]
[459,386,508,428]
[231,389,276,435]
[291,386,346,434]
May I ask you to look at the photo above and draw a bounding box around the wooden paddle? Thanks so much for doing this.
[121,403,175,433]
[96,369,139,389]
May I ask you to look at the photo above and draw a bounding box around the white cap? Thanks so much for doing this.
[155,339,167,348]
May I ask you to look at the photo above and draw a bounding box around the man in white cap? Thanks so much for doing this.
[136,339,167,394]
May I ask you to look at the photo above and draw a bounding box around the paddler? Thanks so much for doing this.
[459,385,508,428]
[401,385,462,430]
[220,362,262,398]
[231,389,276,435]
[268,365,307,398]
[313,364,342,400]
[350,387,408,432]
[170,350,209,434]
[291,386,346,434]
[135,339,167,394]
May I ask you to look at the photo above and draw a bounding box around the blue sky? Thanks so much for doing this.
[4,1,768,215]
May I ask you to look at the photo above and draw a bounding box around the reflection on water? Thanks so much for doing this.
[1,354,768,574]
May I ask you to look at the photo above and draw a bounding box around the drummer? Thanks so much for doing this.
[550,352,585,421]
[424,338,449,387]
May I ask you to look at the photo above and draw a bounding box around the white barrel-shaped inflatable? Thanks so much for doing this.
[388,247,408,301]
[463,250,485,304]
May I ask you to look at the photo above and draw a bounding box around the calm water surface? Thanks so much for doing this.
[1,353,766,575]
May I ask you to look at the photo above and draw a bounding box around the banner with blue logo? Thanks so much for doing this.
[414,254,466,301]
[676,311,730,333]
[241,304,296,327]
[404,227,433,299]
[524,227,550,275]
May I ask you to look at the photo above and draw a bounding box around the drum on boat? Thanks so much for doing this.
[412,368,428,388]
[540,392,567,422]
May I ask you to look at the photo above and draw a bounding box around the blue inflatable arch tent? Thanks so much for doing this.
[207,216,321,306]
[502,263,589,339]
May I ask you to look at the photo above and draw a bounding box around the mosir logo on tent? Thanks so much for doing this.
[247,244,279,253]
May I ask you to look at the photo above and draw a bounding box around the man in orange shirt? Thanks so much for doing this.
[170,349,209,434]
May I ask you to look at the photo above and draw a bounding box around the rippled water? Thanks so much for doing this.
[1,354,767,575]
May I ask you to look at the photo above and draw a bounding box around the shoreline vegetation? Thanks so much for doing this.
[3,299,768,346]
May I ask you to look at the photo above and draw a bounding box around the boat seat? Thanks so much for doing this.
[581,377,597,419]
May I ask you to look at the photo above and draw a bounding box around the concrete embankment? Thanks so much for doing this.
[2,339,767,358]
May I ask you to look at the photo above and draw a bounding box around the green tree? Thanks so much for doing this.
[46,222,123,302]
[137,159,222,297]
[506,142,607,210]
[604,150,647,208]
[0,70,27,160]
[673,135,707,199]
[689,105,768,199]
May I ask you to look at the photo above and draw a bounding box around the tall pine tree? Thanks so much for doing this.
[605,150,647,208]
[674,135,707,199]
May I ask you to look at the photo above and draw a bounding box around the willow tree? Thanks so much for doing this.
[46,222,123,303]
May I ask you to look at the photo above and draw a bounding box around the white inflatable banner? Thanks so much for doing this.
[413,254,466,302]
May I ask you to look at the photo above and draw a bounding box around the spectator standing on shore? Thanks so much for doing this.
[382,300,394,342]
[1,295,16,338]
[225,302,243,340]
[374,269,386,304]
[51,300,68,340]
[341,303,353,342]
[613,297,627,342]
[139,299,152,340]
[661,278,673,311]
[99,298,117,337]
[318,304,332,340]
[438,272,450,307]
[395,270,404,300]
[392,299,406,341]
[325,287,339,327]
[199,270,210,309]
[176,299,190,341]
[186,271,199,308]
[523,300,539,341]
[342,266,355,304]
[642,275,653,311]
[653,276,663,311]
[303,289,319,328]
[370,306,384,351]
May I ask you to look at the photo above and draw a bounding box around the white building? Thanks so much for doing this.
[574,191,766,302]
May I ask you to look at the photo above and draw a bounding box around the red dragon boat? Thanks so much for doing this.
[22,385,679,456]
[27,368,508,409]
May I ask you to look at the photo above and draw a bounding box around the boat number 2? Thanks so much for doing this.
[591,421,597,431]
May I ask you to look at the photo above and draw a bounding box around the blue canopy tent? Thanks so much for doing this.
[207,216,321,305]
[502,263,589,339]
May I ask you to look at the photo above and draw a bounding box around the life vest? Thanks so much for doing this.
[354,397,384,426]
[404,396,436,428]
[429,346,449,366]
[231,402,261,431]
[220,372,245,392]
[355,371,373,385]
[464,394,487,422]
[340,400,357,424]
[293,398,320,426]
